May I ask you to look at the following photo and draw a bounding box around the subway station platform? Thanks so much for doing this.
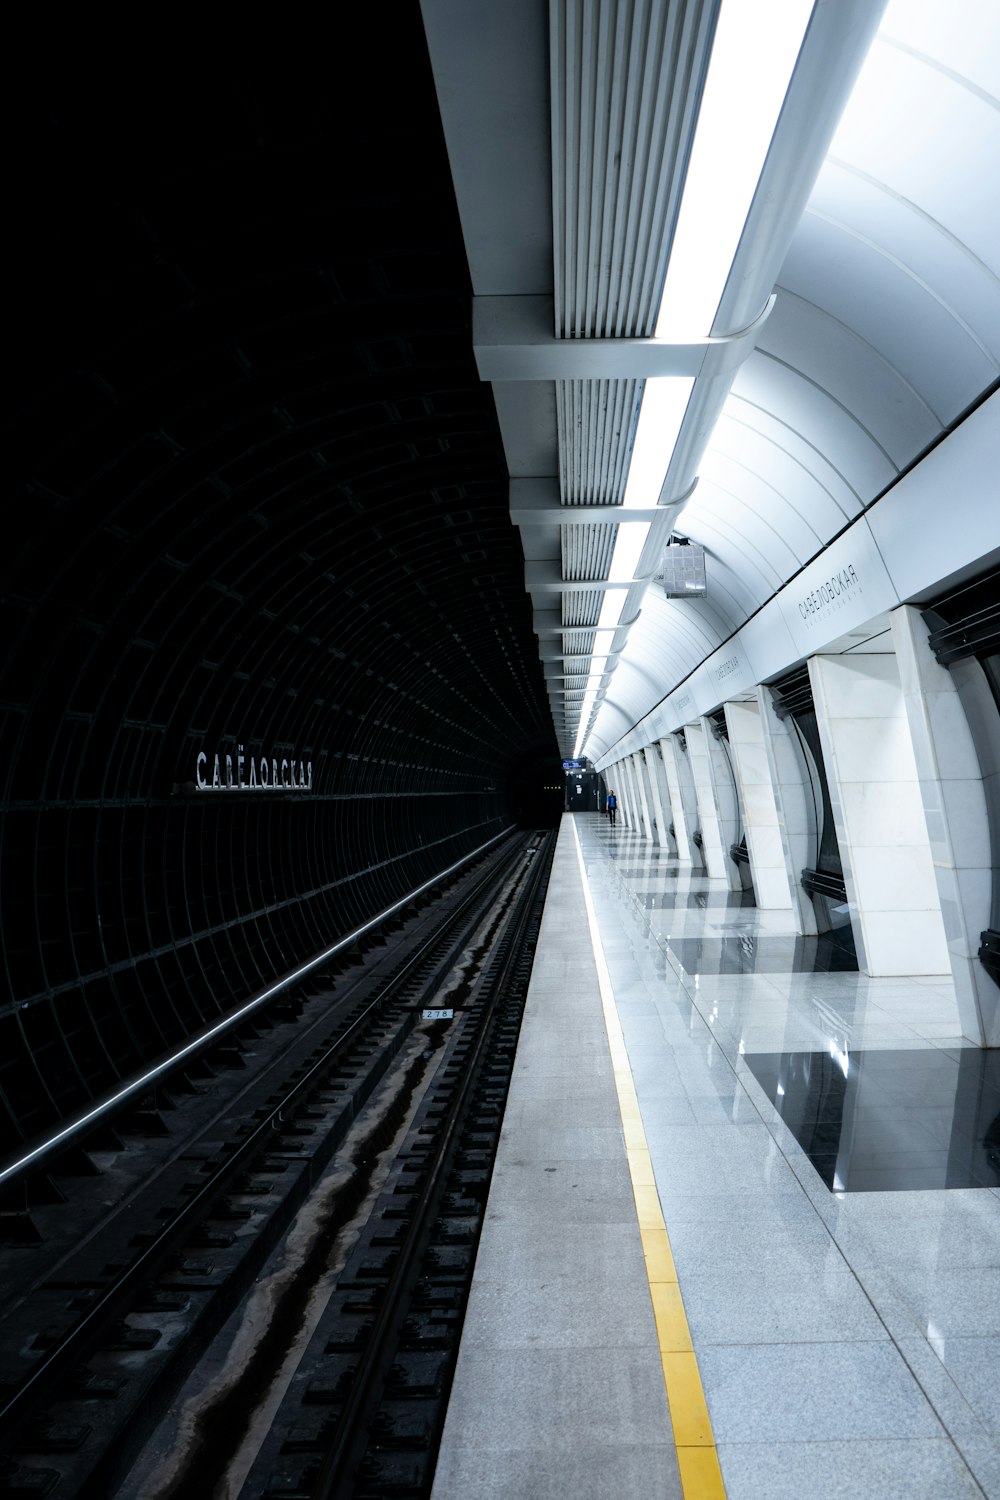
[432,814,1000,1500]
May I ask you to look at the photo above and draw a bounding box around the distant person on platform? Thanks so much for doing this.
[607,791,617,826]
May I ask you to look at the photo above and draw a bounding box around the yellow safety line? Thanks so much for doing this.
[572,823,726,1500]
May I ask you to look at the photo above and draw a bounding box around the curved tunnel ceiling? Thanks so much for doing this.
[0,18,558,1153]
[611,0,1000,756]
[588,0,1000,758]
[423,0,1000,763]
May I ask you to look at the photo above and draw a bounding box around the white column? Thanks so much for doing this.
[757,688,820,935]
[611,760,628,827]
[892,605,995,1040]
[724,699,796,914]
[629,752,654,841]
[809,651,950,978]
[620,757,640,831]
[659,735,695,863]
[686,719,730,882]
[627,756,646,835]
[642,744,671,850]
[677,730,707,870]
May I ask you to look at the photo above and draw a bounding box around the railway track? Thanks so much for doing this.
[0,828,552,1499]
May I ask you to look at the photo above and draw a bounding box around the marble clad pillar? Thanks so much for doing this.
[658,735,694,863]
[809,650,950,979]
[642,743,674,852]
[756,687,820,936]
[724,699,796,914]
[620,757,641,832]
[892,605,994,1042]
[630,751,655,842]
[675,730,706,870]
[686,718,731,883]
[689,717,743,888]
[641,744,668,846]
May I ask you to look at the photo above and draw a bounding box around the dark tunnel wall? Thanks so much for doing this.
[0,18,560,1154]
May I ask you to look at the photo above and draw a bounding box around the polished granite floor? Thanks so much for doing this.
[573,813,1000,1499]
[666,932,858,975]
[638,890,757,911]
[745,1047,1000,1192]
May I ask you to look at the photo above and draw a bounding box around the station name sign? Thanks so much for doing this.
[195,744,314,792]
[797,563,860,622]
[778,519,897,658]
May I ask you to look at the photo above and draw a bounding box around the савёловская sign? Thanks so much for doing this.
[195,745,314,791]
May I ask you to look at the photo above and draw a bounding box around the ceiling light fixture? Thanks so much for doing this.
[655,0,814,343]
[578,0,815,758]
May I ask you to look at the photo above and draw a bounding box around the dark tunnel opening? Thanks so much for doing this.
[0,16,560,1155]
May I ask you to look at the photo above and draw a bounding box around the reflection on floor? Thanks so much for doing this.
[576,813,1000,1500]
[638,890,758,910]
[667,933,858,975]
[682,891,757,910]
[746,1048,1000,1192]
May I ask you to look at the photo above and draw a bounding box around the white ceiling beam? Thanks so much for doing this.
[524,562,635,593]
[475,294,772,382]
[510,476,694,526]
[658,0,887,510]
[532,610,642,637]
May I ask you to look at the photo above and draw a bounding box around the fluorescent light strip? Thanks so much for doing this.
[0,828,512,1188]
[578,0,813,759]
[608,520,651,579]
[572,586,631,752]
[597,588,627,634]
[656,0,814,341]
[621,381,695,509]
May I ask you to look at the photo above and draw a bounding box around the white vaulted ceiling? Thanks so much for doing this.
[421,0,1000,761]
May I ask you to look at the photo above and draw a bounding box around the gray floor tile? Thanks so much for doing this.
[471,1216,642,1281]
[458,1271,656,1349]
[650,1147,805,1197]
[486,1157,636,1220]
[716,1439,982,1500]
[853,1204,1000,1273]
[431,1442,684,1500]
[681,1267,887,1345]
[687,1089,765,1123]
[932,1337,1000,1437]
[503,1074,620,1103]
[890,1266,1000,1335]
[667,1221,847,1282]
[495,1123,624,1163]
[438,1346,676,1451]
[954,1432,1000,1500]
[891,1333,991,1442]
[699,1340,943,1442]
[502,1096,625,1130]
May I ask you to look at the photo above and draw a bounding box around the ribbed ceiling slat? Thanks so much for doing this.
[557,377,640,504]
[561,520,616,581]
[544,0,720,751]
[561,589,603,627]
[551,0,720,339]
[547,1,719,750]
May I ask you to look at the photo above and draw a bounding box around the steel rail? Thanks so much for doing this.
[309,831,552,1498]
[0,826,517,1190]
[0,832,530,1442]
